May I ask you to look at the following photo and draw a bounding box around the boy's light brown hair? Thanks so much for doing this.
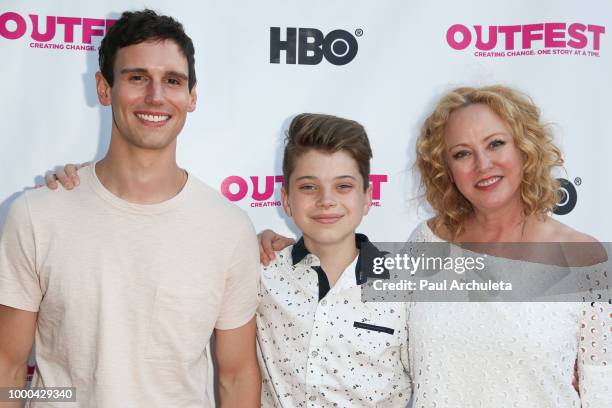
[282,113,373,191]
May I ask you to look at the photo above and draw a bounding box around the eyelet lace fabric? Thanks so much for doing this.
[407,222,611,408]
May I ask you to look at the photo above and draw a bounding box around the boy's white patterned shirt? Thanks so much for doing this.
[256,236,412,408]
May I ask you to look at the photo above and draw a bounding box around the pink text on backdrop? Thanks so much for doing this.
[0,12,116,43]
[446,23,605,51]
[221,174,388,204]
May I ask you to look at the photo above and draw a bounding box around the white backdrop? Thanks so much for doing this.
[1,0,611,243]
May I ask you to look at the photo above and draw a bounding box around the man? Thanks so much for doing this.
[0,10,260,407]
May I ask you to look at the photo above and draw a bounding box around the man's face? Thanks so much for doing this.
[96,39,197,151]
[281,150,372,250]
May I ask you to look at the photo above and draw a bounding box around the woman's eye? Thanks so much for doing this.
[452,150,470,159]
[489,139,506,149]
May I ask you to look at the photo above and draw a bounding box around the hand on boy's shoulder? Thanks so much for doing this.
[258,229,295,266]
[34,162,87,191]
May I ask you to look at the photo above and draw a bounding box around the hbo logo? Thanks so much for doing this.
[270,27,358,65]
[553,178,578,216]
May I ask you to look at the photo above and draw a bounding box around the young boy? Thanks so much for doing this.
[256,113,411,407]
[43,113,412,407]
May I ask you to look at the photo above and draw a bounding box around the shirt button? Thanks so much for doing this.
[309,396,317,401]
[321,300,327,306]
[311,351,318,357]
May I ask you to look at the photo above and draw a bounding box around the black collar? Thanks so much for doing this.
[290,233,390,284]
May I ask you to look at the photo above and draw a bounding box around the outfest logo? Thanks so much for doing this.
[446,23,605,58]
[221,174,388,208]
[0,11,116,51]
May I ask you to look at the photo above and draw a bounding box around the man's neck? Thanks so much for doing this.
[96,145,186,205]
[304,234,358,287]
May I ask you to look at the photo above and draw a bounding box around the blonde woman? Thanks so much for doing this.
[407,85,610,407]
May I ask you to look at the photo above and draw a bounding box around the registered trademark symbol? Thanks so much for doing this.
[355,29,363,37]
[574,177,582,186]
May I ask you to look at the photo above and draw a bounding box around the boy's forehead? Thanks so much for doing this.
[291,150,362,179]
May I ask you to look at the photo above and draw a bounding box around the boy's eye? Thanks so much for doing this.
[298,184,316,191]
[337,184,354,190]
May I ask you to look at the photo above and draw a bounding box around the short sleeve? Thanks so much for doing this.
[578,300,612,407]
[214,216,260,330]
[0,193,42,312]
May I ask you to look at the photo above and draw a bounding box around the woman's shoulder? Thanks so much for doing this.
[536,217,598,243]
[408,218,448,242]
[536,217,607,266]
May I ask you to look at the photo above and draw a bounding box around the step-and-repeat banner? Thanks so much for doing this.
[1,0,610,242]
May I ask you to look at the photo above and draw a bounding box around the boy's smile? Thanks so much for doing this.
[282,150,372,254]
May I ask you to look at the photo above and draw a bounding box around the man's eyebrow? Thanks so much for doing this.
[119,67,148,75]
[166,70,189,81]
[119,67,189,80]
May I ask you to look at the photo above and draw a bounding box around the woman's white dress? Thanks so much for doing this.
[407,222,611,408]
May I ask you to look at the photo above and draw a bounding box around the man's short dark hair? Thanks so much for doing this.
[99,9,196,91]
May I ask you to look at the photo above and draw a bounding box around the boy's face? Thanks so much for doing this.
[281,150,372,249]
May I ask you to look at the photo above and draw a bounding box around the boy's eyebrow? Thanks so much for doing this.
[295,176,318,182]
[294,175,358,182]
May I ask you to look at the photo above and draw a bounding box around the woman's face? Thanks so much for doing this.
[444,103,524,215]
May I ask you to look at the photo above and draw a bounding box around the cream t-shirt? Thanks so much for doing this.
[0,164,260,407]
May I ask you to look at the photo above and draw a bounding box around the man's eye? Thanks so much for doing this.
[130,75,144,82]
[167,78,181,86]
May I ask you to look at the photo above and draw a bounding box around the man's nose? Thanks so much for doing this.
[144,80,164,105]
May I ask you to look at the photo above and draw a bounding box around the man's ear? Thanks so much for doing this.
[187,85,197,112]
[95,72,111,106]
[281,186,292,217]
[363,184,373,215]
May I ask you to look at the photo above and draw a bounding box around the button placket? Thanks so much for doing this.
[305,296,329,396]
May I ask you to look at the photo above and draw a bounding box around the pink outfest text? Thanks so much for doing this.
[0,12,116,44]
[221,174,388,207]
[446,23,605,51]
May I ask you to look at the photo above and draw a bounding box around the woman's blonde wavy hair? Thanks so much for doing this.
[416,85,563,239]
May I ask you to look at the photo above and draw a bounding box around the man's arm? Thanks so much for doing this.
[258,230,294,265]
[214,317,260,408]
[0,305,36,408]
